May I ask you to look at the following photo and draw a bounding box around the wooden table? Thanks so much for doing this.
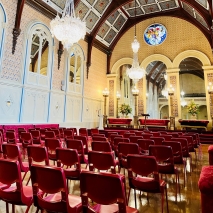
[178,119,209,131]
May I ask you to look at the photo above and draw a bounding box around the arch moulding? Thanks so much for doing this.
[141,54,173,69]
[111,58,133,74]
[173,50,211,68]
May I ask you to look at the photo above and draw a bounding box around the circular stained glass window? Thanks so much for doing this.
[144,23,167,46]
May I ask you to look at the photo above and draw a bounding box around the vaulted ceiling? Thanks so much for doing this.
[24,0,211,86]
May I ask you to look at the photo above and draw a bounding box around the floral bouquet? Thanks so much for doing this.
[187,101,199,116]
[119,103,132,116]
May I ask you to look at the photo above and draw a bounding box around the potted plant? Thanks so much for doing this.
[187,101,199,119]
[119,103,132,117]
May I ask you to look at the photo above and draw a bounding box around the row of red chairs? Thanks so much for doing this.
[0,143,140,213]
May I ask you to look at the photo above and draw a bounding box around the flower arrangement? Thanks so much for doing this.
[119,103,132,116]
[187,101,199,116]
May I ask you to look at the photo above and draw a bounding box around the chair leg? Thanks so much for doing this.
[127,188,131,204]
[134,189,137,209]
[161,191,164,213]
[6,202,9,213]
[165,186,169,213]
[26,175,31,186]
[12,204,15,213]
[22,171,28,181]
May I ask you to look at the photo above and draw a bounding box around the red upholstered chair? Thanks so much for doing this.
[45,138,62,164]
[134,131,143,136]
[141,133,153,139]
[149,145,180,201]
[90,128,99,135]
[2,144,29,182]
[109,134,122,145]
[79,128,88,139]
[64,129,74,140]
[151,131,161,137]
[27,145,49,167]
[0,128,5,141]
[127,155,168,213]
[160,134,172,141]
[67,128,77,136]
[107,131,118,139]
[20,132,33,159]
[59,128,65,138]
[198,166,213,213]
[167,132,179,138]
[6,131,17,144]
[123,133,136,138]
[108,133,119,144]
[30,164,82,213]
[92,133,105,138]
[30,130,44,146]
[208,145,213,165]
[92,135,107,142]
[66,139,88,168]
[137,139,154,155]
[150,137,164,145]
[45,131,56,138]
[56,148,82,189]
[0,159,33,213]
[119,130,130,136]
[129,136,143,143]
[171,137,192,174]
[88,151,120,174]
[163,141,186,187]
[80,171,139,213]
[118,142,140,173]
[74,135,89,154]
[91,141,112,152]
[39,129,46,140]
[51,129,60,139]
[113,138,130,157]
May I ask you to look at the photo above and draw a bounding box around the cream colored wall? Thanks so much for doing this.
[181,74,205,94]
[111,16,213,70]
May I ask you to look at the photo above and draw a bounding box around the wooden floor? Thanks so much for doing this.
[0,144,209,213]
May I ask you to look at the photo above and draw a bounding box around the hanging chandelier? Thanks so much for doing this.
[50,0,86,50]
[126,0,145,83]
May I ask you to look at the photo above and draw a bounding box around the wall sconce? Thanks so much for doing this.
[116,91,121,118]
[6,100,11,107]
[102,88,109,127]
[132,86,139,129]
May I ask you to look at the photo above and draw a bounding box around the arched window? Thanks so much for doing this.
[23,22,54,88]
[0,3,6,72]
[66,44,85,94]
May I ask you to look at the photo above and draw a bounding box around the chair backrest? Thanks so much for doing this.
[91,141,112,152]
[150,137,164,145]
[20,132,33,148]
[92,134,105,138]
[45,138,61,152]
[127,154,158,177]
[31,130,40,139]
[118,142,140,157]
[51,129,60,138]
[74,135,88,153]
[79,128,88,137]
[160,134,172,141]
[135,131,143,136]
[80,171,127,212]
[56,148,80,169]
[129,136,143,143]
[114,138,130,146]
[178,135,194,147]
[137,139,154,153]
[92,136,107,142]
[108,133,119,143]
[88,151,116,172]
[2,144,26,171]
[67,128,77,135]
[6,131,16,144]
[90,128,99,135]
[27,145,49,166]
[163,141,183,161]
[110,135,123,145]
[0,159,27,204]
[149,145,174,164]
[63,129,74,140]
[123,133,136,138]
[107,131,118,139]
[141,133,153,139]
[167,133,179,138]
[45,131,56,138]
[170,138,190,156]
[30,164,69,212]
[66,139,84,154]
[151,132,161,137]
